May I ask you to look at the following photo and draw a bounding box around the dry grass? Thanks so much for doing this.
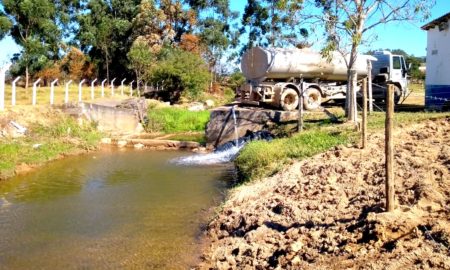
[3,84,135,107]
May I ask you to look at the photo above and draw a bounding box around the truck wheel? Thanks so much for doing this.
[393,85,401,104]
[280,88,299,111]
[303,88,322,110]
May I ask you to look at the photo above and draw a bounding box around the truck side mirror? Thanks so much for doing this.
[408,63,412,71]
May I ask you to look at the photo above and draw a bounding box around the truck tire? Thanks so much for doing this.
[394,85,401,104]
[280,88,299,111]
[303,88,322,110]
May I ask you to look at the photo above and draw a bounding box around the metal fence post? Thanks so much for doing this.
[65,80,73,104]
[121,79,126,95]
[101,79,107,97]
[50,79,58,105]
[32,78,42,106]
[91,78,97,100]
[130,80,134,96]
[111,78,116,96]
[78,79,85,102]
[12,76,20,106]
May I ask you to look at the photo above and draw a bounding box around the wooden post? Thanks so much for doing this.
[362,78,367,148]
[367,60,373,114]
[298,81,304,132]
[385,84,395,212]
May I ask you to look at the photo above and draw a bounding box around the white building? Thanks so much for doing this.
[422,12,450,110]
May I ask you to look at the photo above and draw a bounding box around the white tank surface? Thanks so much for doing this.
[241,47,376,81]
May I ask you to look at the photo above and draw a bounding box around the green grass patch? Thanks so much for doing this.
[0,114,103,179]
[166,133,206,144]
[235,129,349,181]
[146,107,210,133]
[235,110,448,182]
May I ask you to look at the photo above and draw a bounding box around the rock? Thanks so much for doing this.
[134,143,145,149]
[32,144,42,149]
[188,102,205,111]
[101,138,112,144]
[135,123,145,133]
[117,140,128,147]
[204,99,215,107]
[291,240,303,252]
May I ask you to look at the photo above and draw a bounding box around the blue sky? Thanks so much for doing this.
[1,0,449,65]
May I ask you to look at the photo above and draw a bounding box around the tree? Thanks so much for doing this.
[77,0,139,82]
[189,0,240,88]
[314,0,434,121]
[240,0,308,52]
[0,0,64,89]
[127,38,156,92]
[148,47,210,102]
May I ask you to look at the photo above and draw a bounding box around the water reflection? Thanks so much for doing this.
[0,150,234,269]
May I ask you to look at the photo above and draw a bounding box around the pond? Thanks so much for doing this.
[0,149,234,269]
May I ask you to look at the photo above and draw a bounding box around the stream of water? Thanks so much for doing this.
[0,149,235,269]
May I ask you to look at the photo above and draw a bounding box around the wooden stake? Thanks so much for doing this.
[385,84,395,212]
[298,82,304,132]
[362,78,367,149]
[367,60,373,114]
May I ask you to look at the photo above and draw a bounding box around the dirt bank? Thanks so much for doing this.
[200,117,450,269]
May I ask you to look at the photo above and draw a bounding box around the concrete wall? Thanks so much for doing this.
[82,103,140,133]
[425,19,450,110]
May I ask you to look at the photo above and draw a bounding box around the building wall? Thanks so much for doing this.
[425,18,450,110]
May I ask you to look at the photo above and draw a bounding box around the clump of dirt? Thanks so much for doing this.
[199,117,450,269]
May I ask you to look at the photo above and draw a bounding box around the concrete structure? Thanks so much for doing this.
[422,12,450,110]
[205,106,301,147]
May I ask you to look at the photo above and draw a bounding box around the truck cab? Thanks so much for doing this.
[371,51,409,103]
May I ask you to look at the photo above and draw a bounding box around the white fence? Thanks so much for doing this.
[0,64,137,110]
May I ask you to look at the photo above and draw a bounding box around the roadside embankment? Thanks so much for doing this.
[0,106,102,180]
[200,115,450,269]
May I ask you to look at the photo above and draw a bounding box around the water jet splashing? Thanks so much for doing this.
[171,130,274,166]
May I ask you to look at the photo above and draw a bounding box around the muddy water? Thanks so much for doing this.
[0,150,234,269]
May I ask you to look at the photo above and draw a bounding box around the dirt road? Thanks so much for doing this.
[200,117,450,269]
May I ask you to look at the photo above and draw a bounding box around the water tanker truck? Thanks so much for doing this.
[238,47,410,111]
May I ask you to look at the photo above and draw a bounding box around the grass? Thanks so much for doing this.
[235,108,449,182]
[235,129,349,180]
[0,114,102,179]
[146,107,210,133]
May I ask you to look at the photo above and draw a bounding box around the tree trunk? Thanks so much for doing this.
[25,66,29,90]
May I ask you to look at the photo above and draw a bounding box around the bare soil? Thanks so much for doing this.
[200,117,450,269]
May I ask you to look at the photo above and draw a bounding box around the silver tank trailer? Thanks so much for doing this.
[241,47,373,81]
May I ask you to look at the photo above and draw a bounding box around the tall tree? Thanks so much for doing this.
[314,0,434,121]
[0,0,66,88]
[77,0,139,82]
[240,0,308,52]
[189,0,240,86]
